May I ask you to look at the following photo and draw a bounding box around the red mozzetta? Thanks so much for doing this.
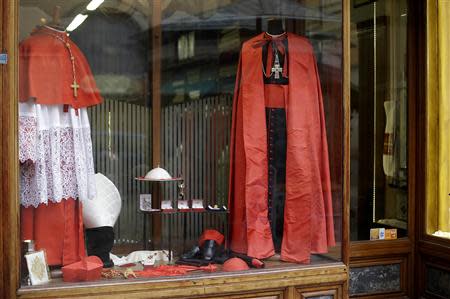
[19,25,102,109]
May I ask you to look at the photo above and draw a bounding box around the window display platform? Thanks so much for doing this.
[18,258,346,299]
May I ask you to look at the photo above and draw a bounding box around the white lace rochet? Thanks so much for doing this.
[19,102,96,208]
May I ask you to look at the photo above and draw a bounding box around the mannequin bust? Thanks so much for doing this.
[266,18,285,36]
[262,17,288,85]
[47,6,66,31]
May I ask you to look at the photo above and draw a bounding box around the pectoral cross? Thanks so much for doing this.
[71,80,79,97]
[271,51,283,79]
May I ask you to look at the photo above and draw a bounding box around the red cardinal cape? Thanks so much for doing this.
[228,32,335,263]
[19,26,102,109]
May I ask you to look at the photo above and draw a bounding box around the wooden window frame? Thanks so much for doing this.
[347,0,422,297]
[415,0,450,296]
[422,0,450,247]
[0,0,351,298]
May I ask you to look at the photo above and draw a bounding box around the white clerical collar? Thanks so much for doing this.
[43,25,66,34]
[265,32,287,39]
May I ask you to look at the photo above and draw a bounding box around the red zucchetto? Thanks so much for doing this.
[223,257,250,272]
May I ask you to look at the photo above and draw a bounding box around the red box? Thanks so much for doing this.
[62,256,103,282]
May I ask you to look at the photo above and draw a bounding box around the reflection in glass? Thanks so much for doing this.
[158,0,343,259]
[18,0,344,286]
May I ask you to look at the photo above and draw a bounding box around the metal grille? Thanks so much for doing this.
[88,99,152,246]
[160,95,232,253]
[88,95,232,252]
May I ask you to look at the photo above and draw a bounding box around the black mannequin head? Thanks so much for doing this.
[266,18,285,35]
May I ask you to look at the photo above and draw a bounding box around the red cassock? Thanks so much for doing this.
[19,26,102,266]
[21,199,86,266]
[228,32,335,263]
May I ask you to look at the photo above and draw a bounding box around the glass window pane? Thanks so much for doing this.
[350,0,408,241]
[18,0,343,287]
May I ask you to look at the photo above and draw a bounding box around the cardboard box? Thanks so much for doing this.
[385,228,398,239]
[370,228,379,240]
[370,228,398,240]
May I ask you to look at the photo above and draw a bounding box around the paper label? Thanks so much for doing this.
[139,194,152,211]
[177,199,189,210]
[161,199,173,210]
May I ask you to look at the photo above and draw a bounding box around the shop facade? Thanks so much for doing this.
[0,0,449,298]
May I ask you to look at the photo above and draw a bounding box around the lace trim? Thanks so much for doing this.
[19,116,38,163]
[20,116,96,208]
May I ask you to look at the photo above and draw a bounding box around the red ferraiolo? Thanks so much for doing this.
[228,32,335,264]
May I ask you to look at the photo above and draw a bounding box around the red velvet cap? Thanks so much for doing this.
[223,257,250,272]
[199,229,224,246]
[62,256,103,282]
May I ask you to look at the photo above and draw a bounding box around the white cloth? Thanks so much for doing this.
[83,173,121,228]
[19,102,96,207]
[383,100,396,177]
[110,251,171,266]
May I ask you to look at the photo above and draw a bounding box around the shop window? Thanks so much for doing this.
[18,0,343,287]
[350,0,408,241]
